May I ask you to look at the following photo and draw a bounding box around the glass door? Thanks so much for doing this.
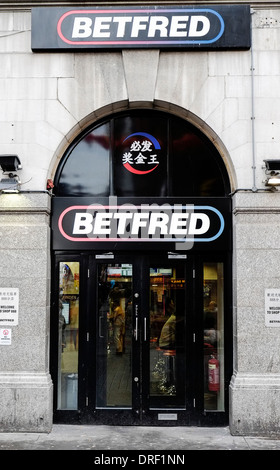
[52,252,229,426]
[96,260,134,410]
[146,260,189,414]
[92,253,191,424]
[92,254,142,423]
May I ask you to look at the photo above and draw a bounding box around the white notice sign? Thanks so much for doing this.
[265,289,280,327]
[0,288,19,325]
[0,328,11,345]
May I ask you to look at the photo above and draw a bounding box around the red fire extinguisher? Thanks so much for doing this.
[208,355,220,392]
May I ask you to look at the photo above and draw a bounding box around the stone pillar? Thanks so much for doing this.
[0,192,53,432]
[230,192,280,436]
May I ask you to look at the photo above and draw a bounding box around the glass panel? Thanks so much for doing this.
[203,263,225,411]
[96,263,133,408]
[55,110,230,198]
[171,117,228,197]
[149,265,186,407]
[56,122,110,196]
[57,262,80,410]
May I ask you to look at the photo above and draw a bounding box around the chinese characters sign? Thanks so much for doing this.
[0,288,19,326]
[122,132,161,175]
[265,289,280,327]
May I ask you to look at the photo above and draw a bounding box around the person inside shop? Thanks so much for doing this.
[204,317,217,347]
[59,296,66,352]
[159,298,176,350]
[204,301,217,348]
[158,297,180,392]
[112,299,125,355]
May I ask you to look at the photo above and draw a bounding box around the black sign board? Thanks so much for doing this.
[32,5,251,51]
[52,197,231,252]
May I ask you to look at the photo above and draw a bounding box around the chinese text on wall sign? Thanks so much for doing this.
[265,289,280,327]
[0,288,19,325]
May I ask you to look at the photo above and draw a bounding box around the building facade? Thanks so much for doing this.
[0,0,280,436]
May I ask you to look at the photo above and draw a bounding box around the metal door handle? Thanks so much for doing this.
[144,317,147,341]
[135,317,138,340]
[99,316,104,338]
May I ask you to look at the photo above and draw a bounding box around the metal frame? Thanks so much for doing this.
[51,250,232,426]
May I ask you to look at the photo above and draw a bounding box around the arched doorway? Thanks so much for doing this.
[51,109,232,426]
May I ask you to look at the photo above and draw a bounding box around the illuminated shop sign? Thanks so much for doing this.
[60,205,223,242]
[52,198,231,251]
[31,5,251,51]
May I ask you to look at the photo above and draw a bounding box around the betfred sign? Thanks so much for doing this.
[31,5,251,51]
[63,205,221,241]
[52,198,231,251]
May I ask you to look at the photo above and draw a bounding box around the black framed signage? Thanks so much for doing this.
[52,197,232,251]
[31,5,251,51]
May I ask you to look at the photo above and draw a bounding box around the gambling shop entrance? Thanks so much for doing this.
[51,109,232,426]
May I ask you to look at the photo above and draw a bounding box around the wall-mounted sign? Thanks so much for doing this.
[265,289,280,327]
[52,197,231,251]
[0,288,19,326]
[31,5,251,51]
[0,328,11,346]
[122,132,161,175]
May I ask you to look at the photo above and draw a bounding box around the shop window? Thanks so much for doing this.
[170,119,227,197]
[57,262,80,410]
[203,262,225,411]
[149,265,186,407]
[54,110,230,198]
[56,123,110,197]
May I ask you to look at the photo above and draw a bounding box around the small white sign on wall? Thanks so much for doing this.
[265,289,280,327]
[0,288,19,326]
[0,328,11,345]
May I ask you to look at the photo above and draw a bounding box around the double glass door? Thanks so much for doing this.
[95,254,189,423]
[54,252,228,425]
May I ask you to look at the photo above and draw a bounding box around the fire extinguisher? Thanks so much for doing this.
[208,355,220,392]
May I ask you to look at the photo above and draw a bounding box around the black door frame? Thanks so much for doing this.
[87,251,144,425]
[88,251,194,425]
[51,250,231,426]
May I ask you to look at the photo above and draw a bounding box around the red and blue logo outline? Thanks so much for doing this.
[57,8,225,46]
[122,132,161,175]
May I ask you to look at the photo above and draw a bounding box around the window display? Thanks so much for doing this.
[149,266,186,406]
[203,263,224,411]
[57,262,80,410]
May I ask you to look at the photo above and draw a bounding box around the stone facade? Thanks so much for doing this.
[0,2,280,434]
[0,193,52,432]
[230,192,280,436]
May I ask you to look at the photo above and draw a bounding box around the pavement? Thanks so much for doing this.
[1,424,280,452]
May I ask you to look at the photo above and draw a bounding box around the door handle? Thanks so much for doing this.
[99,316,104,338]
[144,317,147,341]
[135,317,138,340]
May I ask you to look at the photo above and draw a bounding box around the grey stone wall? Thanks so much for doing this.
[230,192,280,436]
[0,193,52,432]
